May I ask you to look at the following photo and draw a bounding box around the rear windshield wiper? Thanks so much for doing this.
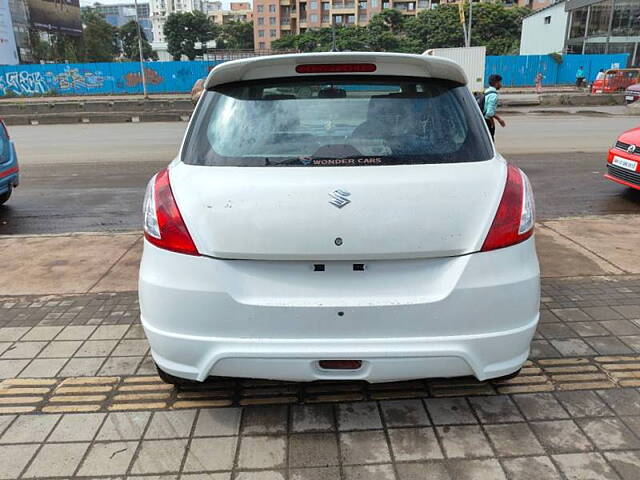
[265,157,311,166]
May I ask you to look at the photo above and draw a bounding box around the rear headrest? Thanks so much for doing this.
[318,88,347,98]
[367,95,408,121]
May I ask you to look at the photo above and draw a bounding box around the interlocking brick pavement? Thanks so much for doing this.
[0,276,640,478]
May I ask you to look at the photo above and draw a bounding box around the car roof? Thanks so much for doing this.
[204,52,468,89]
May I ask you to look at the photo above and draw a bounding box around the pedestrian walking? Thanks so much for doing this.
[576,66,586,88]
[596,68,605,81]
[535,72,543,94]
[483,74,505,141]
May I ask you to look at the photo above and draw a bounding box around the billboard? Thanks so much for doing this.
[28,0,82,36]
[0,0,18,65]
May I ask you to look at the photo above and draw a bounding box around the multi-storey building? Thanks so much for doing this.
[203,0,223,13]
[252,0,467,51]
[209,1,253,25]
[517,0,556,10]
[520,0,639,65]
[88,2,154,42]
[8,0,30,62]
[149,0,204,59]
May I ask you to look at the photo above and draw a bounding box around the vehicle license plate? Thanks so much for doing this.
[626,96,635,101]
[613,155,638,171]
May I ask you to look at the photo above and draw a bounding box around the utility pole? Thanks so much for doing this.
[458,3,467,48]
[331,16,337,52]
[605,0,615,54]
[133,0,148,98]
[467,1,473,48]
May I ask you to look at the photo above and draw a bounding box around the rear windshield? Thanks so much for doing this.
[182,76,494,167]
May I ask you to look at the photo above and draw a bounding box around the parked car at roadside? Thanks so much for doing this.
[606,127,640,190]
[139,52,540,386]
[0,120,18,205]
[625,83,640,104]
[592,68,640,94]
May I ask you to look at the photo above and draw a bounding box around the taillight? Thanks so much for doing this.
[143,169,199,256]
[481,164,535,252]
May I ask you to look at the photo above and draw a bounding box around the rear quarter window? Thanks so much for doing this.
[182,76,494,167]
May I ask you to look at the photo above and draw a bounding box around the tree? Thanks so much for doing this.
[82,8,119,62]
[271,33,298,50]
[217,21,253,50]
[272,28,333,52]
[405,3,529,55]
[120,20,158,60]
[368,8,405,35]
[404,5,465,51]
[30,30,83,63]
[164,11,218,60]
[270,2,526,55]
[335,25,370,51]
[464,3,528,55]
[30,30,52,63]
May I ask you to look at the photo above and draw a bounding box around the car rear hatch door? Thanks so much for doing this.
[170,159,505,260]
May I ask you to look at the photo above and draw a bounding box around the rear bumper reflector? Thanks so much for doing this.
[319,360,363,370]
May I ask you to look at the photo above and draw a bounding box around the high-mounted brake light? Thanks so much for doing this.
[143,169,199,256]
[296,63,377,74]
[481,164,535,252]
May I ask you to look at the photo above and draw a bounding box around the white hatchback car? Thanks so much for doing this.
[140,52,540,386]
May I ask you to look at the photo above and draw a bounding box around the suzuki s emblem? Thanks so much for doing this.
[329,189,351,208]
[628,144,637,154]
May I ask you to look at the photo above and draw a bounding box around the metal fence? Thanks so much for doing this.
[0,61,223,96]
[0,53,633,96]
[203,49,297,61]
[485,53,630,87]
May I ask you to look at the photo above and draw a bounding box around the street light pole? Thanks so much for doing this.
[467,0,472,48]
[133,0,148,98]
[331,16,337,52]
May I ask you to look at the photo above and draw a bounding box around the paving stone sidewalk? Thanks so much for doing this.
[1,275,640,479]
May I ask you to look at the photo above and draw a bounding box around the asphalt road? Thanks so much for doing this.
[1,116,639,235]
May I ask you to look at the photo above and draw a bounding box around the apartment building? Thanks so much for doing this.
[517,0,556,9]
[252,0,466,50]
[209,1,253,25]
[149,0,204,59]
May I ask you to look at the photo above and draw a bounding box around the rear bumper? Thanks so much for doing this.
[139,238,540,383]
[143,317,536,383]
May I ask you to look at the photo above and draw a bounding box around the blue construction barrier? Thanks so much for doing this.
[0,60,223,96]
[485,54,630,87]
[0,53,631,96]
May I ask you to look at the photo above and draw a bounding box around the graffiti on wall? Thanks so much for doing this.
[48,67,112,91]
[0,60,218,96]
[0,67,114,95]
[0,71,48,95]
[123,68,163,87]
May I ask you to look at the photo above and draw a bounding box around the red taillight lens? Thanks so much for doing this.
[481,164,535,252]
[296,63,377,74]
[143,169,199,256]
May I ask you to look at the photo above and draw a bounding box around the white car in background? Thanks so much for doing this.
[140,52,540,385]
